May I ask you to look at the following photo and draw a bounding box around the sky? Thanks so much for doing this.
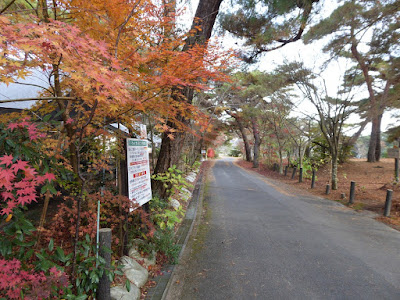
[0,69,45,109]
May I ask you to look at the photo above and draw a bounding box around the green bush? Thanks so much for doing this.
[229,148,242,157]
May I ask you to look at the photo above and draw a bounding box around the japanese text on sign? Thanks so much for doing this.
[126,138,152,206]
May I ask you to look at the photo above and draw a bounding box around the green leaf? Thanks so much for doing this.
[6,139,16,148]
[48,238,54,252]
[101,246,112,254]
[42,114,51,122]
[23,249,34,260]
[89,272,99,283]
[126,279,131,292]
[107,272,114,282]
[35,252,45,260]
[41,184,50,194]
[56,247,66,261]
[97,256,106,264]
[85,234,91,243]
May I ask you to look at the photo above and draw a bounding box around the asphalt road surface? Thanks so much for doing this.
[165,158,400,300]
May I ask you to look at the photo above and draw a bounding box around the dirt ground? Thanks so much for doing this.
[237,158,400,231]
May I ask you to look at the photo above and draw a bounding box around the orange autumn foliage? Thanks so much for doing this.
[0,0,235,176]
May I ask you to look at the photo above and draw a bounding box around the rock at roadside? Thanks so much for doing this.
[128,247,156,268]
[169,198,181,210]
[111,284,140,300]
[120,256,149,288]
[180,187,192,201]
[186,173,196,183]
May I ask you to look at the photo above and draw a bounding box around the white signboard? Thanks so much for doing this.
[127,138,152,206]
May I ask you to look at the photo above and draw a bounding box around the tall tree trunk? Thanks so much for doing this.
[367,113,382,162]
[236,118,251,161]
[350,34,382,163]
[298,145,302,168]
[278,150,283,174]
[251,117,260,168]
[153,0,224,197]
[375,113,382,162]
[153,120,186,199]
[331,153,338,190]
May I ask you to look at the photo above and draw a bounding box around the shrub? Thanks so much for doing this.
[229,148,242,157]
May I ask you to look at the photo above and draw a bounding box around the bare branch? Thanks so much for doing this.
[13,81,54,94]
[0,97,78,103]
[0,0,16,15]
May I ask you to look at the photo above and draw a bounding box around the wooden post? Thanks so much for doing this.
[284,165,288,176]
[118,138,129,256]
[311,170,316,189]
[291,167,297,179]
[384,189,393,217]
[325,184,330,195]
[97,228,112,300]
[387,148,400,183]
[349,181,356,205]
[299,167,303,183]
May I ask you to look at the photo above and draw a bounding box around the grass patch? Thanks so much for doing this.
[190,177,212,258]
[351,202,364,211]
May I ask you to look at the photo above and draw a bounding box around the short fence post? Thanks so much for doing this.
[384,189,393,217]
[395,158,399,183]
[349,181,356,205]
[341,193,346,200]
[291,167,297,179]
[97,228,112,300]
[325,184,330,195]
[299,168,303,183]
[311,170,316,189]
[284,166,288,176]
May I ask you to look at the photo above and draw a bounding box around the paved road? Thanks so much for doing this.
[166,159,400,299]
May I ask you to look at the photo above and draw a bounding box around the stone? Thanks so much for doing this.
[110,284,140,300]
[120,256,148,288]
[186,174,196,183]
[180,187,192,201]
[128,247,156,268]
[169,198,181,210]
[181,187,191,195]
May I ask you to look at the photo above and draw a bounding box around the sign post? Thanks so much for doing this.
[126,138,152,206]
[387,148,400,183]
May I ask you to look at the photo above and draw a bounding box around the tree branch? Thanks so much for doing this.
[114,0,141,58]
[0,0,16,15]
[0,97,78,103]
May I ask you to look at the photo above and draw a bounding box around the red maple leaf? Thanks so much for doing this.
[43,172,56,182]
[1,191,15,200]
[1,207,12,215]
[0,155,14,166]
[24,167,38,180]
[0,168,15,183]
[7,123,19,130]
[12,160,29,171]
